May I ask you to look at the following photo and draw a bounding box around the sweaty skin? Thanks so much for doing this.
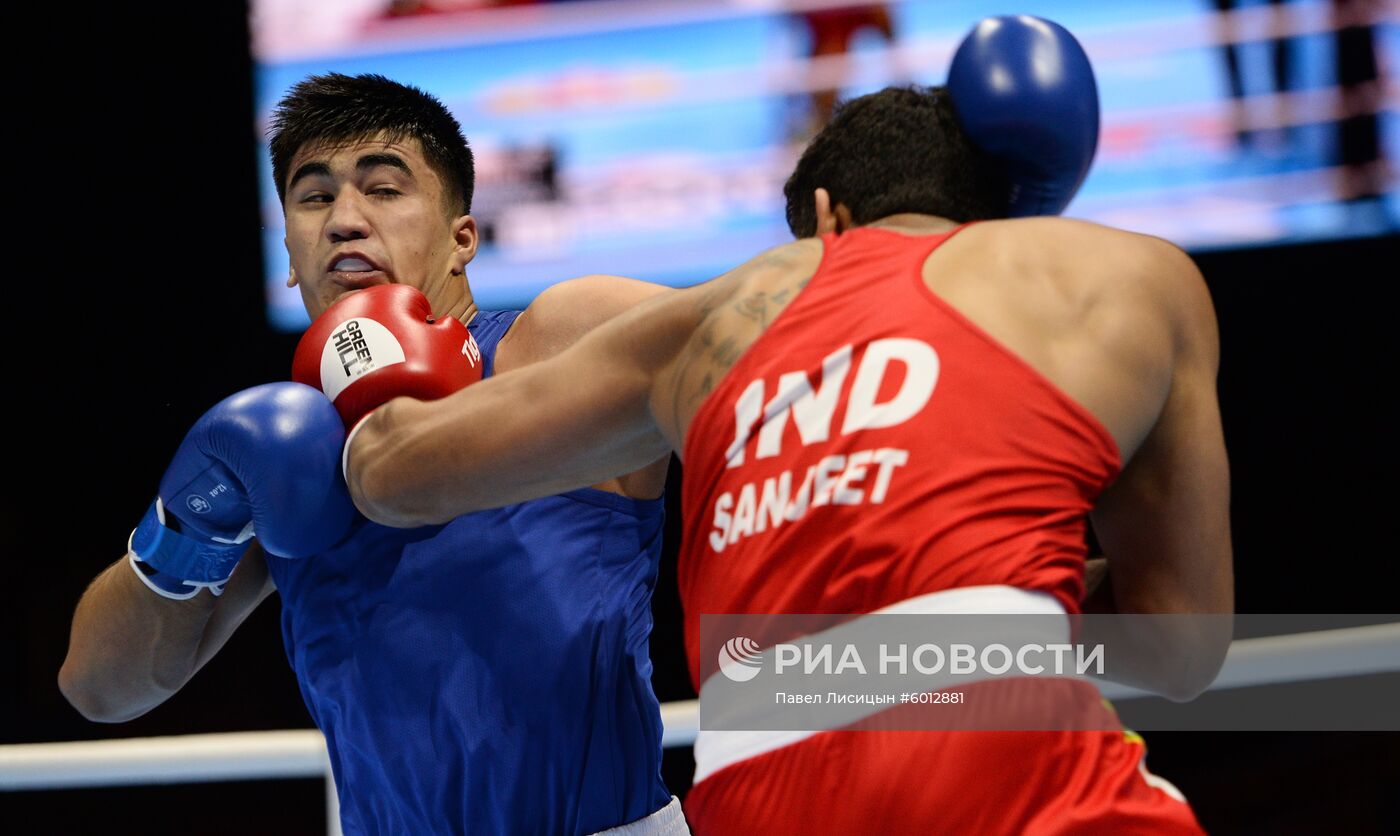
[348,198,1233,699]
[350,208,1224,533]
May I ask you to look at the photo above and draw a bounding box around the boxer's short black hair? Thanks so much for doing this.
[269,73,474,216]
[784,86,1008,237]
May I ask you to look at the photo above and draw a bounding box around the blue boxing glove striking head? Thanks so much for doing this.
[948,15,1100,217]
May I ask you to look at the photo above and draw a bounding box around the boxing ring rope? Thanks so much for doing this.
[432,5,1400,133]
[4,623,1397,793]
[0,700,704,792]
[321,0,1395,63]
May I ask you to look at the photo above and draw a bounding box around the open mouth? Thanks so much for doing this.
[329,269,389,289]
[327,255,390,289]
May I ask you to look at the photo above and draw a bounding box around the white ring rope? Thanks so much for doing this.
[3,624,1396,791]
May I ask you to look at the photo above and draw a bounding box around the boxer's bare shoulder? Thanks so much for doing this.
[968,217,1208,320]
[654,238,824,447]
[999,217,1217,375]
[926,217,1215,458]
[936,217,1190,308]
[497,274,678,497]
[496,274,673,372]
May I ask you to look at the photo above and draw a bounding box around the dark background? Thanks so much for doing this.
[6,4,1397,833]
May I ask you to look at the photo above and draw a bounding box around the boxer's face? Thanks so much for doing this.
[282,133,477,319]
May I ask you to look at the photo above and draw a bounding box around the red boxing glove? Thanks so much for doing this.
[292,284,483,429]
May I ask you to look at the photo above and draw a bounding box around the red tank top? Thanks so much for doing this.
[678,226,1121,687]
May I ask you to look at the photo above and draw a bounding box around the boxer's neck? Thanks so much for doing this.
[865,213,961,235]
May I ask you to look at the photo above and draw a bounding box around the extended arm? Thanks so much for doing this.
[347,284,705,526]
[502,275,676,500]
[347,242,821,526]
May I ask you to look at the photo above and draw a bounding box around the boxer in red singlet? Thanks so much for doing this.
[345,86,1233,834]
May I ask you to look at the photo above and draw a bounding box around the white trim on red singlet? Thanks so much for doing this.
[692,584,1068,785]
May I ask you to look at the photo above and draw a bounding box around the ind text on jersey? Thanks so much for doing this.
[710,339,938,552]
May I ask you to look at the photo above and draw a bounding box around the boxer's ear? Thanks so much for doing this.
[813,188,853,235]
[285,237,299,287]
[450,215,479,276]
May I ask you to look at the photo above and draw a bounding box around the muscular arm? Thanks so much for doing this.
[59,543,275,722]
[500,275,674,500]
[349,285,703,526]
[348,242,817,527]
[1084,240,1234,700]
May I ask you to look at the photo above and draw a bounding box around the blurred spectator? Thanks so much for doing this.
[795,5,896,137]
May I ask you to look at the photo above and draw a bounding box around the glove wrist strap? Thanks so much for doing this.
[127,499,245,600]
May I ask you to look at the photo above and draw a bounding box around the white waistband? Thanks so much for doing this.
[692,585,1067,785]
[587,796,689,836]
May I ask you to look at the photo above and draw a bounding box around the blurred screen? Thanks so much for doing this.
[252,0,1399,329]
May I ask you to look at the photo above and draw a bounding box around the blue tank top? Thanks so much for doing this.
[266,309,669,835]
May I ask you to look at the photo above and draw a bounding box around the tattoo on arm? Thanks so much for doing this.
[662,244,816,439]
[665,287,729,435]
[732,274,806,325]
[734,292,772,326]
[711,336,742,368]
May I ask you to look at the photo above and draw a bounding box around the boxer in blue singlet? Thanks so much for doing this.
[60,73,687,835]
[268,309,671,834]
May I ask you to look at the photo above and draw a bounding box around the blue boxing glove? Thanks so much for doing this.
[128,382,356,599]
[948,15,1099,217]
